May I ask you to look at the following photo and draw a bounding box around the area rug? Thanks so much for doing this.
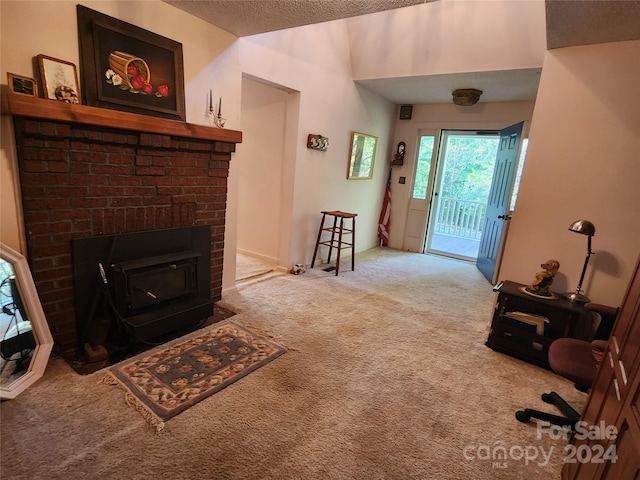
[101,319,286,431]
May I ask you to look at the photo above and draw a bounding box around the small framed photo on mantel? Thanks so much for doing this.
[37,54,81,104]
[7,73,38,97]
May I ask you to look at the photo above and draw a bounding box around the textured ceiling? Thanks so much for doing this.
[164,0,640,105]
[546,0,640,49]
[163,0,432,37]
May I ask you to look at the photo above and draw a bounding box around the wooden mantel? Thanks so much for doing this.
[2,94,242,144]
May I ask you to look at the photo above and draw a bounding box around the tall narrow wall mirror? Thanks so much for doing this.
[0,243,53,399]
[347,132,378,180]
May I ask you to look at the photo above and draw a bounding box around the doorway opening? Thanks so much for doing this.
[237,75,298,282]
[424,130,501,261]
[407,129,527,262]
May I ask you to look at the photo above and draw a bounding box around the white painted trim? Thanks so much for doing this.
[0,243,53,400]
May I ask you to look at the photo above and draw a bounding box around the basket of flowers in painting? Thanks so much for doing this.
[106,50,165,98]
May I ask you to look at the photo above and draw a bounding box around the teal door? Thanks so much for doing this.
[476,121,524,283]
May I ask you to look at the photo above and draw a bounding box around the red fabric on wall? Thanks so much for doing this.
[378,169,391,246]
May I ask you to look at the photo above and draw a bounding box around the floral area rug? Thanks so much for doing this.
[102,319,286,431]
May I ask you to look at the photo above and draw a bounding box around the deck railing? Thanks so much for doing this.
[434,197,487,240]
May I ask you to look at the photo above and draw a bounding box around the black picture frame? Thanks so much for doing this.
[76,5,186,121]
[7,73,38,97]
[399,105,413,120]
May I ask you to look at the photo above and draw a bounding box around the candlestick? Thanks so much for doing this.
[206,94,225,128]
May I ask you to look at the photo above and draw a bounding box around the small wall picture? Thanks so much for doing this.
[347,132,378,180]
[7,73,38,97]
[37,54,80,104]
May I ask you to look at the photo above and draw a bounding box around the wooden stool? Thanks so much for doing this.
[311,210,357,276]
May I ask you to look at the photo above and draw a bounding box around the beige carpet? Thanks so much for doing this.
[236,252,277,281]
[0,247,586,479]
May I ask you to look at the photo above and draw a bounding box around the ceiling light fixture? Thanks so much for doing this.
[452,88,483,106]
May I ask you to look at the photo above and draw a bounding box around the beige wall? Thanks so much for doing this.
[348,0,546,80]
[500,40,640,306]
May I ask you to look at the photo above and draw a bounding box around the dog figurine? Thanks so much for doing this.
[525,259,560,296]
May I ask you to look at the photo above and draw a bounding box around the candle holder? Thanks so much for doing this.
[208,107,226,128]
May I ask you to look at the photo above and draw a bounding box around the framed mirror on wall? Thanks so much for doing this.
[347,132,378,180]
[0,243,53,400]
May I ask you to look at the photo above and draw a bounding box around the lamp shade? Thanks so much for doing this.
[568,220,595,236]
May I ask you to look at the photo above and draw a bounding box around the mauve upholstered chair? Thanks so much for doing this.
[515,303,618,431]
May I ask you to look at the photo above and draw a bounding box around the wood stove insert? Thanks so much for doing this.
[71,225,213,350]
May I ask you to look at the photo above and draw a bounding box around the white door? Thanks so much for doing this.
[403,132,438,252]
[476,121,524,283]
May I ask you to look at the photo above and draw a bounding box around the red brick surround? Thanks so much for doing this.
[8,104,239,356]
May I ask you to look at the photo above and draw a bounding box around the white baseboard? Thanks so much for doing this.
[237,249,278,264]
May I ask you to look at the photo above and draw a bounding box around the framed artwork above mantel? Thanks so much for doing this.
[76,5,186,121]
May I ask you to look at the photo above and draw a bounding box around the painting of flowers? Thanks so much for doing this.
[77,5,185,121]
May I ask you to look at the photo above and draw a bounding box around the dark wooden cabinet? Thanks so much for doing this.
[486,280,591,369]
[562,258,640,480]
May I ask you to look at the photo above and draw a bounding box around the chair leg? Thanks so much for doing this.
[515,391,581,431]
[350,216,355,272]
[515,409,575,430]
[311,212,327,268]
[542,391,581,423]
[327,215,338,265]
[335,217,344,276]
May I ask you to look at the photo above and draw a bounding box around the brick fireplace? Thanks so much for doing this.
[4,95,242,357]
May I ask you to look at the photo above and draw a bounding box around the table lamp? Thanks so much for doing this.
[566,219,596,303]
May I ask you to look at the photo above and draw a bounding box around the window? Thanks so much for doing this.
[509,138,528,211]
[412,136,435,199]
